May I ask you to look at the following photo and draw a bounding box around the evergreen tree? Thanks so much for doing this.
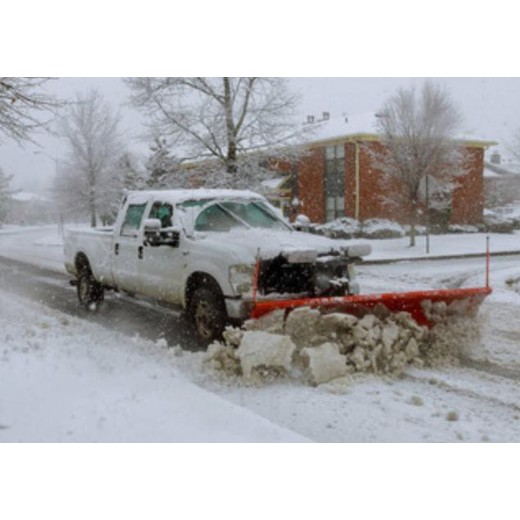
[117,152,146,191]
[145,137,179,188]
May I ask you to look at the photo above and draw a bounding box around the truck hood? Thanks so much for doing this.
[194,228,371,264]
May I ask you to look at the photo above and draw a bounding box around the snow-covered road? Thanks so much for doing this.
[1,225,520,442]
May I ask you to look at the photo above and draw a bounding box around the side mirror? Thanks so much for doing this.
[144,218,162,234]
[143,218,162,246]
[143,219,180,247]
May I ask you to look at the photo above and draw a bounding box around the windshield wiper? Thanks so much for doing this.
[215,203,251,229]
[251,201,292,230]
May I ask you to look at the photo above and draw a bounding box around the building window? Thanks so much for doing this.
[324,144,345,221]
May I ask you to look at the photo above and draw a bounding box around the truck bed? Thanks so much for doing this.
[64,227,116,285]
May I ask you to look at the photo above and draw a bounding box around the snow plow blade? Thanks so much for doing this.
[250,286,492,328]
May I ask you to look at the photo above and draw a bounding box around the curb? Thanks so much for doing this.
[363,250,520,265]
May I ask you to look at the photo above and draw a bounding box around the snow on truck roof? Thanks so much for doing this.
[126,189,266,205]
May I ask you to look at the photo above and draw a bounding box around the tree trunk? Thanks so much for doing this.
[409,201,417,247]
[89,181,97,228]
[223,77,238,176]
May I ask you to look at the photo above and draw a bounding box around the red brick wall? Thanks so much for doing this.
[344,142,357,218]
[296,148,325,222]
[343,141,412,222]
[292,140,485,225]
[450,147,484,225]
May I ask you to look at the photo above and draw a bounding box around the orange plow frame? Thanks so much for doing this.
[250,286,492,327]
[250,239,493,328]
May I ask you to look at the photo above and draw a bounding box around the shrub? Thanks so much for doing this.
[482,214,516,234]
[360,219,405,239]
[309,217,361,239]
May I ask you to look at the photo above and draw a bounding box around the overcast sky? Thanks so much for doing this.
[2,77,520,192]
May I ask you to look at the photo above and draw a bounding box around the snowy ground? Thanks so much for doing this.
[1,224,520,443]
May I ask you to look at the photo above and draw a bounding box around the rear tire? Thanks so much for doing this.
[77,267,104,311]
[189,286,227,346]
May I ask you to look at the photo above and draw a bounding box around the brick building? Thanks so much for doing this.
[268,113,495,226]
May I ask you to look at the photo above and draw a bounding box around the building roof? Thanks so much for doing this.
[302,112,497,149]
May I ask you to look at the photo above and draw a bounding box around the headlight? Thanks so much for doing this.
[229,264,255,295]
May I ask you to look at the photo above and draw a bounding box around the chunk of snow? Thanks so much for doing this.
[236,331,296,379]
[285,307,321,347]
[301,343,348,385]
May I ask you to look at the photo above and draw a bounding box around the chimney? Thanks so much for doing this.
[322,111,330,121]
[490,151,501,165]
[306,115,315,124]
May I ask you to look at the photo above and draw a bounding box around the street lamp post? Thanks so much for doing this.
[425,173,430,254]
[33,151,63,236]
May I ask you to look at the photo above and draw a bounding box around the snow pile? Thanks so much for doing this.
[205,306,480,386]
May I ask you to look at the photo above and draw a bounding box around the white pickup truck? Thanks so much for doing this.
[64,189,371,344]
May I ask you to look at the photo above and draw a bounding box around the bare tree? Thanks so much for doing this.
[373,81,466,246]
[125,77,306,188]
[58,89,123,227]
[0,78,59,143]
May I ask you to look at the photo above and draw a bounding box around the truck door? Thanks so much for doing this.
[113,202,148,293]
[137,201,183,303]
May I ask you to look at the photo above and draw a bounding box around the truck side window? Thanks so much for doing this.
[149,202,173,228]
[121,203,147,237]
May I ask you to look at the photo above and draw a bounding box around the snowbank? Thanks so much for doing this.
[0,290,308,442]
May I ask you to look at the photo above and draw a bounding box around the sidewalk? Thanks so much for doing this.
[358,232,520,263]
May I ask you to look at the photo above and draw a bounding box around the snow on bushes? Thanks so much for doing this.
[309,217,360,239]
[360,219,405,239]
[309,217,405,239]
[482,213,516,233]
[204,305,478,387]
[447,224,479,234]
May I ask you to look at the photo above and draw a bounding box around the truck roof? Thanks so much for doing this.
[125,189,266,205]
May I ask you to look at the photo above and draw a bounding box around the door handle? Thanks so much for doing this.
[115,243,120,255]
[138,246,144,260]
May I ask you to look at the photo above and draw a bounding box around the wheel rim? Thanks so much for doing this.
[194,300,217,340]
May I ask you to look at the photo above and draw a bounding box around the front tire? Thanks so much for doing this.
[189,286,227,345]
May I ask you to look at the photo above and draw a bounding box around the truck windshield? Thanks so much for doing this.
[187,199,289,232]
